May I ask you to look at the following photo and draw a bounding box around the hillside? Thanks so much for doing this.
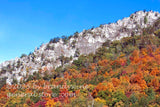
[0,11,160,85]
[0,10,160,106]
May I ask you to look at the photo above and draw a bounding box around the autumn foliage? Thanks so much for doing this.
[1,31,160,106]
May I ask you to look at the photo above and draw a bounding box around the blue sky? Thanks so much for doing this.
[0,0,160,63]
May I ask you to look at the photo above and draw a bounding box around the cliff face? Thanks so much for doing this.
[0,11,160,84]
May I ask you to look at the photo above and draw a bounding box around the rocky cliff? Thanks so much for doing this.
[0,10,160,84]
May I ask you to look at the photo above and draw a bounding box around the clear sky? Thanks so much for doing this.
[0,0,160,63]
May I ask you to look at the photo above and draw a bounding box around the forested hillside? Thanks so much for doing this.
[0,18,160,107]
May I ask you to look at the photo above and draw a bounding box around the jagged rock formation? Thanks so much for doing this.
[0,11,160,84]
